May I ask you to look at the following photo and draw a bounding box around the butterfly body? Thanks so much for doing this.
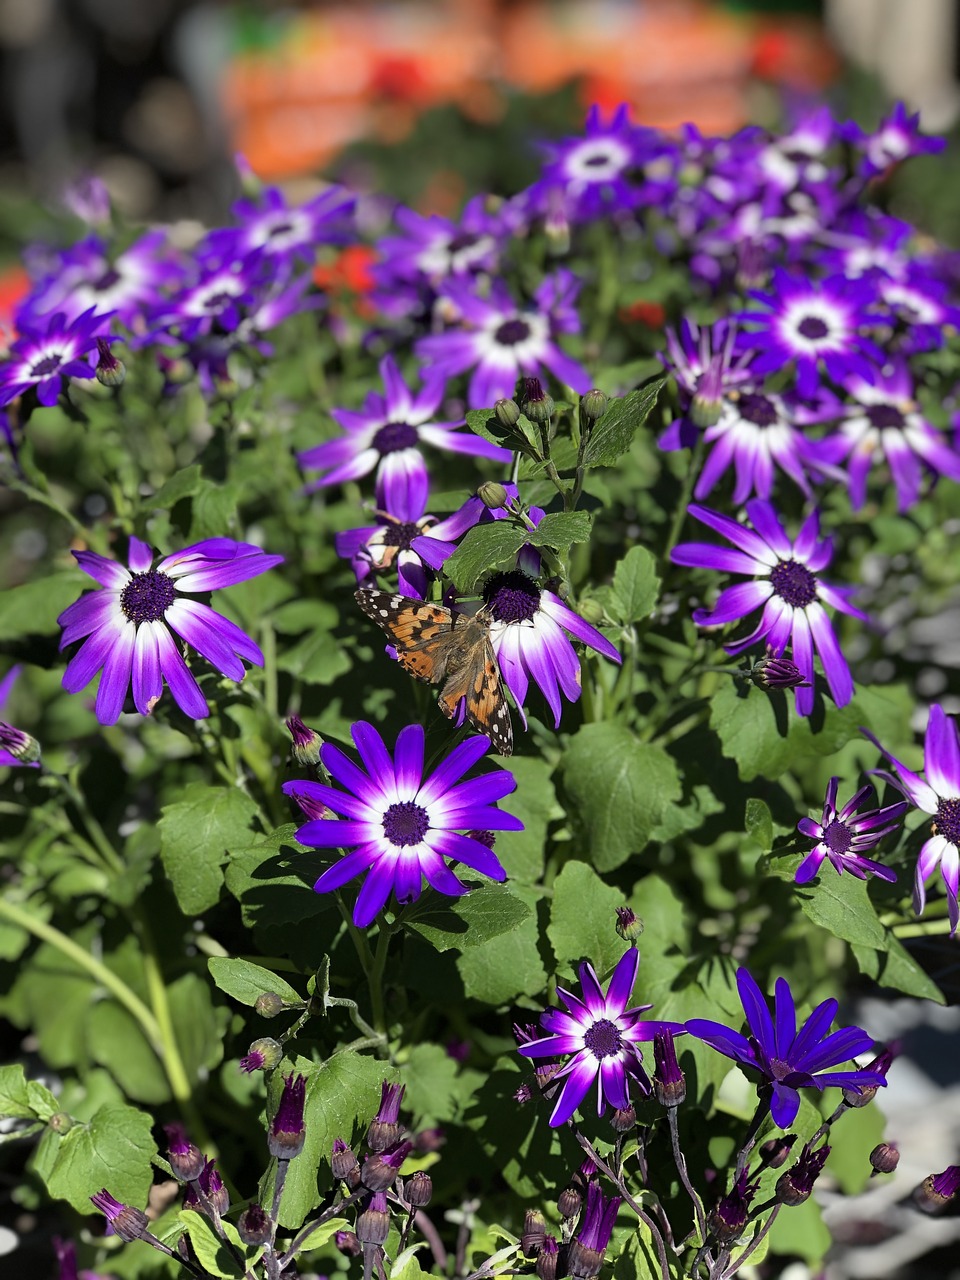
[355,589,513,756]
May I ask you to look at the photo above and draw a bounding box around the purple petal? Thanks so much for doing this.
[393,723,425,797]
[925,704,960,797]
[684,1019,756,1067]
[155,627,208,719]
[549,1057,598,1126]
[131,620,164,715]
[94,620,136,724]
[769,1082,801,1128]
[605,948,640,1016]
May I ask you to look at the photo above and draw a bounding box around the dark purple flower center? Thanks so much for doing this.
[739,393,778,427]
[382,800,429,848]
[483,570,540,624]
[120,570,177,623]
[373,421,418,454]
[584,1018,622,1059]
[797,315,830,341]
[381,521,420,549]
[204,291,235,312]
[767,1056,791,1081]
[934,796,960,848]
[583,149,614,168]
[494,318,532,347]
[769,560,817,609]
[268,221,294,239]
[93,268,121,292]
[30,353,63,377]
[865,404,905,431]
[447,232,478,254]
[823,819,853,855]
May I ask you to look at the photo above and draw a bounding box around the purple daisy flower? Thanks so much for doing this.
[658,318,757,450]
[373,194,509,291]
[334,483,456,600]
[736,270,882,398]
[795,777,907,884]
[298,355,509,509]
[516,947,683,1127]
[864,704,960,935]
[753,105,837,195]
[0,666,40,767]
[415,270,591,409]
[281,721,521,928]
[841,102,945,179]
[686,968,886,1128]
[671,500,868,716]
[568,1183,622,1276]
[219,182,355,263]
[57,536,283,725]
[877,266,960,354]
[0,307,110,407]
[822,360,960,511]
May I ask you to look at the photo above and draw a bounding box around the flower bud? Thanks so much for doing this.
[47,1112,73,1134]
[521,1209,547,1256]
[536,1235,560,1280]
[567,1184,621,1279]
[870,1142,900,1175]
[709,1172,757,1245]
[331,1137,362,1186]
[759,1134,796,1169]
[286,714,322,766]
[477,481,508,510]
[557,1184,582,1219]
[581,389,607,422]
[285,779,332,822]
[185,1159,230,1217]
[615,907,642,942]
[367,1081,405,1153]
[776,1145,830,1206]
[914,1165,960,1213]
[844,1045,894,1108]
[610,1104,636,1132]
[356,1190,391,1246]
[254,992,285,1019]
[495,398,521,428]
[406,1170,432,1207]
[362,1140,412,1192]
[577,597,606,626]
[164,1122,206,1183]
[751,648,810,692]
[237,1204,272,1247]
[413,1126,445,1153]
[95,338,125,388]
[0,721,40,764]
[521,378,554,423]
[90,1190,147,1242]
[653,1029,686,1108]
[268,1073,306,1160]
[335,1229,362,1256]
[240,1037,283,1074]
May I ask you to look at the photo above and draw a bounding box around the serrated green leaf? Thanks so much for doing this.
[158,782,260,914]
[392,1243,429,1280]
[489,755,556,883]
[0,1064,56,1120]
[796,872,887,949]
[44,1103,157,1214]
[526,510,593,553]
[561,724,681,869]
[404,884,531,952]
[456,887,547,1004]
[548,861,625,975]
[207,957,302,1006]
[610,546,660,624]
[465,408,530,454]
[444,523,525,593]
[582,381,664,467]
[189,480,238,540]
[147,465,202,510]
[745,798,774,852]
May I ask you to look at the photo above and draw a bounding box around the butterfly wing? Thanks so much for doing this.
[436,625,513,757]
[355,588,457,684]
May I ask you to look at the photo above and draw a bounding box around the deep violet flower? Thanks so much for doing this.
[736,270,882,398]
[841,102,945,179]
[57,537,283,725]
[282,721,521,928]
[334,483,457,600]
[516,947,683,1127]
[415,270,591,409]
[0,667,40,767]
[567,1183,622,1278]
[298,355,509,510]
[686,968,886,1128]
[795,777,907,884]
[214,182,355,263]
[0,306,110,406]
[864,703,960,935]
[671,500,868,716]
[373,195,509,289]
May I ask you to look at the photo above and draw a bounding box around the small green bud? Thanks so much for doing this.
[615,906,643,942]
[239,1036,283,1073]
[285,714,322,766]
[521,377,554,423]
[581,389,608,421]
[477,481,508,510]
[577,598,606,626]
[48,1112,74,1134]
[255,992,285,1019]
[495,398,520,428]
[95,338,125,388]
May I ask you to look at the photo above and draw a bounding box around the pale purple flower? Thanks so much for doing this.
[671,500,868,716]
[841,102,945,179]
[283,722,521,927]
[0,307,110,407]
[415,270,591,408]
[298,355,509,510]
[796,777,906,884]
[864,703,960,934]
[516,947,683,1127]
[686,968,886,1128]
[373,194,509,289]
[57,537,283,725]
[215,182,355,263]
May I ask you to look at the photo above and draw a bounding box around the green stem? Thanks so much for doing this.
[6,479,86,536]
[661,434,707,572]
[262,621,278,721]
[45,769,126,876]
[367,925,393,1041]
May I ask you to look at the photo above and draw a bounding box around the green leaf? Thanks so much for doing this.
[402,1043,482,1125]
[526,510,593,553]
[0,1064,56,1120]
[404,885,531,953]
[147,465,202,510]
[582,381,664,467]
[465,408,531,454]
[627,874,690,1005]
[767,1194,831,1266]
[444,522,525,594]
[276,631,353,685]
[853,935,945,1003]
[456,887,548,1004]
[610,546,660,623]
[825,1100,885,1194]
[86,1003,170,1104]
[158,782,260,914]
[796,873,887,949]
[296,1217,352,1254]
[0,574,83,641]
[179,1211,252,1278]
[613,1226,670,1280]
[392,1244,429,1280]
[745,798,774,852]
[43,1103,157,1214]
[189,480,239,541]
[561,724,681,870]
[489,756,556,882]
[168,972,230,1084]
[548,861,626,976]
[207,957,302,1007]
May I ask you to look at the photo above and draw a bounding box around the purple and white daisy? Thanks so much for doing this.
[208,182,356,265]
[671,500,868,716]
[0,667,40,767]
[57,536,283,725]
[795,777,906,884]
[686,968,886,1128]
[876,266,960,354]
[298,355,509,509]
[736,270,882,398]
[822,360,960,511]
[0,307,110,407]
[334,483,457,600]
[753,105,837,195]
[281,721,521,928]
[516,946,683,1127]
[864,704,960,935]
[415,270,591,409]
[841,102,945,179]
[373,194,509,291]
[658,318,757,450]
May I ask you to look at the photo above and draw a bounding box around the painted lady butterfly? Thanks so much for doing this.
[355,588,513,757]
